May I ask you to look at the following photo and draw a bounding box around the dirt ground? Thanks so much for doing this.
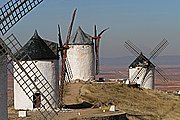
[8,82,126,120]
[63,83,83,104]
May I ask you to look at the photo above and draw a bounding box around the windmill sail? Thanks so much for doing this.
[58,25,73,82]
[130,67,146,83]
[149,39,169,60]
[94,26,109,75]
[59,9,77,107]
[0,34,59,119]
[58,24,64,58]
[94,25,99,75]
[124,40,142,57]
[124,39,169,89]
[0,0,60,119]
[65,59,73,82]
[0,0,44,35]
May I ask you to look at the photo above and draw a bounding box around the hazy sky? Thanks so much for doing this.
[1,0,180,58]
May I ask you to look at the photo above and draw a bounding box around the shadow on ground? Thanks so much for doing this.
[64,101,93,109]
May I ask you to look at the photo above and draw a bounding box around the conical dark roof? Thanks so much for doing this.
[129,53,155,68]
[69,26,93,45]
[15,30,58,61]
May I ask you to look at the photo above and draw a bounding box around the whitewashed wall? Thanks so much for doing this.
[129,67,154,89]
[142,68,154,89]
[67,45,95,81]
[0,55,8,120]
[14,60,59,110]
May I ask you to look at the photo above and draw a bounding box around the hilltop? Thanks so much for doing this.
[63,82,180,120]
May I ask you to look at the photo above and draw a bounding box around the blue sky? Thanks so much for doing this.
[1,0,180,58]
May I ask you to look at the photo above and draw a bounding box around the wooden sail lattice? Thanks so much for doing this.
[0,0,43,35]
[0,0,61,119]
[58,25,73,82]
[0,34,59,119]
[65,59,73,82]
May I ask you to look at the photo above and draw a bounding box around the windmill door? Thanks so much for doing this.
[33,93,41,108]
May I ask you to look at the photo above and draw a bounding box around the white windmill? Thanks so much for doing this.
[124,39,169,89]
[0,0,60,119]
[67,26,95,81]
[65,25,109,82]
[14,30,59,111]
[57,10,109,106]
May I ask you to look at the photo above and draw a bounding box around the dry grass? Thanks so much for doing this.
[79,83,180,120]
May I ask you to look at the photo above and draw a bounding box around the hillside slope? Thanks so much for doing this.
[78,83,180,120]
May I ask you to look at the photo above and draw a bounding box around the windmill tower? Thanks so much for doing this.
[65,25,109,82]
[67,26,95,81]
[0,0,60,119]
[129,53,155,89]
[124,39,169,89]
[14,30,59,110]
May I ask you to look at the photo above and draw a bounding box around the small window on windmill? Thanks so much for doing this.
[33,93,41,108]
